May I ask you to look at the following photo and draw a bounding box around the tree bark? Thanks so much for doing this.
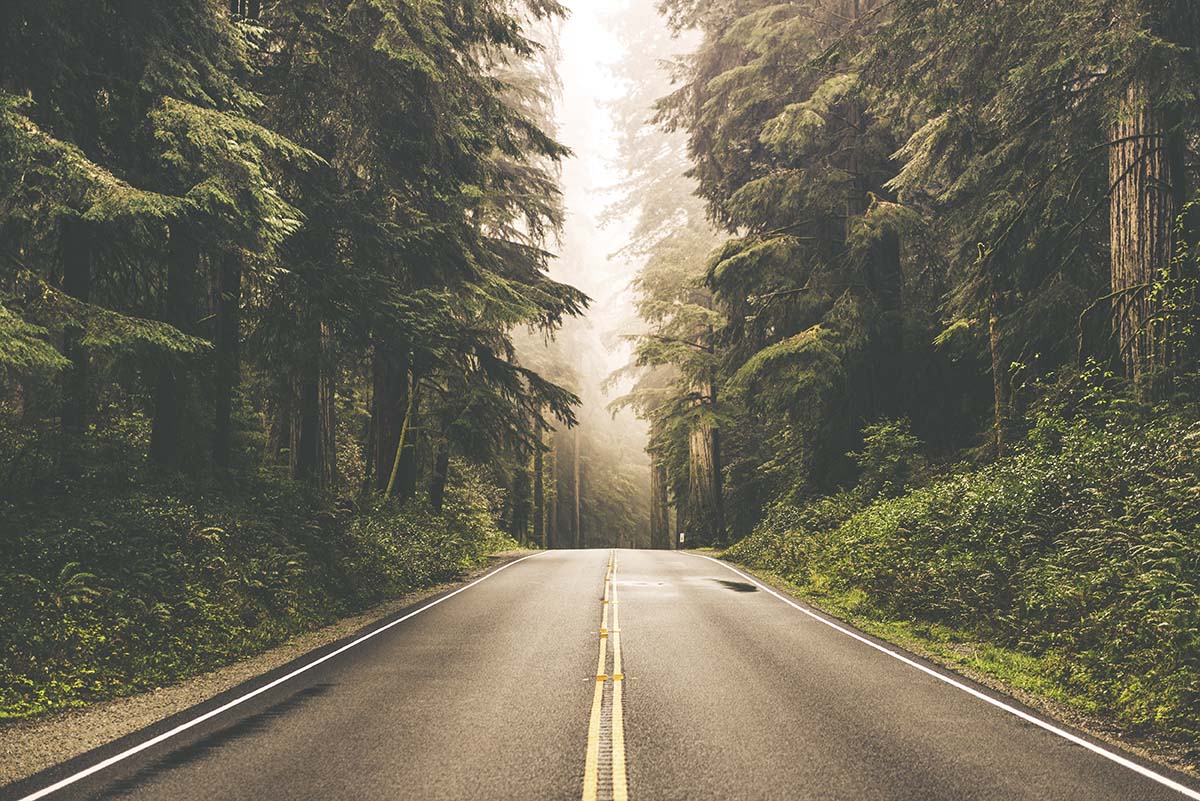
[371,342,409,493]
[383,377,418,498]
[532,436,545,548]
[212,252,241,467]
[150,227,198,468]
[320,321,336,489]
[396,387,420,501]
[684,379,725,546]
[509,459,532,543]
[650,457,671,550]
[546,438,558,549]
[1109,78,1183,396]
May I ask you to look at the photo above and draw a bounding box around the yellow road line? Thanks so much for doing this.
[581,676,604,801]
[613,679,627,801]
[582,552,611,801]
[611,557,629,801]
[581,549,630,801]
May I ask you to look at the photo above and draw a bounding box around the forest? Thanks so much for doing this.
[1,0,1199,754]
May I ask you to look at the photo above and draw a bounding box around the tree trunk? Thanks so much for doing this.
[510,459,532,543]
[212,252,241,467]
[684,379,725,546]
[320,321,337,489]
[546,438,558,549]
[650,457,671,550]
[1109,78,1183,396]
[371,343,408,492]
[59,216,91,445]
[532,438,545,548]
[150,228,197,467]
[396,387,420,501]
[383,377,418,498]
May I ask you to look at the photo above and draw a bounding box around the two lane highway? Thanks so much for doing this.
[4,550,1198,801]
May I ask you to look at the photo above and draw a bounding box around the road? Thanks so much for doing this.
[5,549,1199,801]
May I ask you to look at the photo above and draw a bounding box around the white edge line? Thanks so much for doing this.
[692,553,1200,801]
[16,552,543,801]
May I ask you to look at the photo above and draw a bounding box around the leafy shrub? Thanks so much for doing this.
[849,419,927,499]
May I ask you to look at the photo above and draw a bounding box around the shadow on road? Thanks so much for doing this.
[94,683,336,799]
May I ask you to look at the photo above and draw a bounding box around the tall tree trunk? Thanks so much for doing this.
[650,457,670,550]
[320,321,337,489]
[212,252,241,467]
[384,377,418,498]
[396,387,420,501]
[1109,77,1184,396]
[510,459,532,544]
[59,216,91,447]
[546,438,558,549]
[150,228,197,467]
[532,436,545,548]
[684,379,725,546]
[371,342,408,492]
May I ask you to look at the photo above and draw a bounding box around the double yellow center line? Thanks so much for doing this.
[582,550,629,801]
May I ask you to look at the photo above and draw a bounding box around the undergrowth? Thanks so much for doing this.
[0,435,514,719]
[727,370,1200,741]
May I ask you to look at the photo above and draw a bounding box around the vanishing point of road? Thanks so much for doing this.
[5,549,1199,801]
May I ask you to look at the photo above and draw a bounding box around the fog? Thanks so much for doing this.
[514,1,677,547]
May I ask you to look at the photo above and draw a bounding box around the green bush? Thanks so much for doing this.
[728,400,1200,738]
[849,419,927,499]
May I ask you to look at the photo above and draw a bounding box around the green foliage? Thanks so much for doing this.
[0,439,515,720]
[849,420,927,500]
[0,305,67,374]
[729,398,1200,739]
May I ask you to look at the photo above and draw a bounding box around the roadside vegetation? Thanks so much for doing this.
[727,370,1200,742]
[0,426,515,719]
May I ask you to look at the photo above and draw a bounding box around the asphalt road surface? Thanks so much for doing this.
[5,549,1200,801]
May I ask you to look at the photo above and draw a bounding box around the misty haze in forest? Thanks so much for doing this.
[514,0,707,550]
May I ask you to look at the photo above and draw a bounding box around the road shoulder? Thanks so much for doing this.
[0,550,535,788]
